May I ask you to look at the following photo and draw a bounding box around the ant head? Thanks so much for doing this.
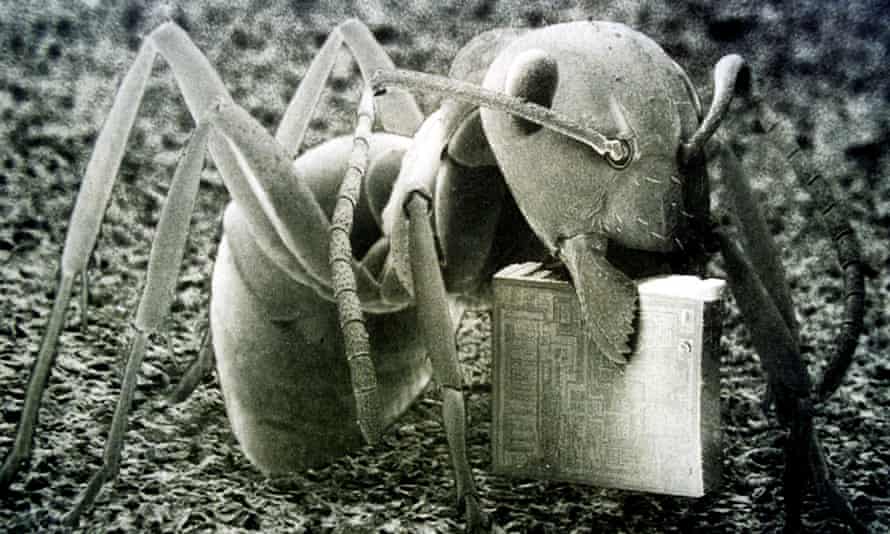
[479,21,703,255]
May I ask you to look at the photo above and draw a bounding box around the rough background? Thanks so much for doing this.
[0,0,887,532]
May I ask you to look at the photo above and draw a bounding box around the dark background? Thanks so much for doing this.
[1,0,887,531]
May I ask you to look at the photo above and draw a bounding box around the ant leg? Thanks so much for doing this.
[713,139,798,341]
[276,18,423,157]
[150,23,333,290]
[406,193,491,533]
[64,121,210,526]
[0,38,159,491]
[713,138,799,417]
[751,102,865,401]
[328,89,384,442]
[0,21,332,493]
[716,229,868,533]
[166,327,215,404]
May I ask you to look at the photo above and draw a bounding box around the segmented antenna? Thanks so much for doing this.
[329,88,383,443]
[371,69,633,168]
[756,99,865,402]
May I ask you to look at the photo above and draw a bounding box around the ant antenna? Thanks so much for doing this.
[371,69,634,169]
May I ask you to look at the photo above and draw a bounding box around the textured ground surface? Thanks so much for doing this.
[0,0,888,532]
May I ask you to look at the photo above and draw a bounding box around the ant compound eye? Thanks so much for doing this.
[504,48,559,134]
